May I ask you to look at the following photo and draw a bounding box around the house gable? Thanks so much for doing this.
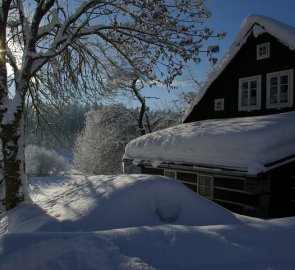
[183,16,295,123]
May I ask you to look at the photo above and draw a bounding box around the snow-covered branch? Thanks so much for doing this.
[6,47,18,72]
[16,0,30,47]
[37,8,61,39]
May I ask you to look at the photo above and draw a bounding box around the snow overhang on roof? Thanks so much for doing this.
[182,14,295,123]
[124,112,295,176]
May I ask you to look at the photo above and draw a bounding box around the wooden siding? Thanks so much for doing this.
[177,171,198,192]
[140,166,268,217]
[141,166,164,176]
[184,32,295,123]
[139,162,295,218]
[214,177,244,190]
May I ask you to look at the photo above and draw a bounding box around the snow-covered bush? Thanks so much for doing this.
[25,145,69,177]
[74,104,137,175]
[74,104,181,175]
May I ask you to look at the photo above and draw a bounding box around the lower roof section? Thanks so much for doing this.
[124,112,295,176]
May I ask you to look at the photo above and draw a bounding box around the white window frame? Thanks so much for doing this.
[164,170,176,179]
[257,42,270,60]
[197,174,214,199]
[238,75,262,111]
[266,69,293,109]
[214,98,224,111]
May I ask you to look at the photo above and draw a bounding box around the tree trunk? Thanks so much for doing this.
[0,80,30,211]
[0,62,7,211]
[2,110,26,210]
[132,78,147,135]
[0,145,4,212]
[0,1,30,211]
[1,1,13,212]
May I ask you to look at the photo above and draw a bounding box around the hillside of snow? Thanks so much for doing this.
[0,174,295,269]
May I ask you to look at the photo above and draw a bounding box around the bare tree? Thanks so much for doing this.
[0,0,223,211]
[102,67,153,135]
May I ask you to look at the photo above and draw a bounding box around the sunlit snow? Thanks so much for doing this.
[0,174,295,269]
[124,111,295,175]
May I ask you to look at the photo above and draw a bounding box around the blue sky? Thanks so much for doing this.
[143,0,295,109]
[206,0,295,66]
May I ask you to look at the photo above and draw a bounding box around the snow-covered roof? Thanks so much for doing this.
[183,14,295,122]
[124,111,295,175]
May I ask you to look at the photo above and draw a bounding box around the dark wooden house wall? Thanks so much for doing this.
[184,32,295,123]
[140,161,295,218]
[268,162,295,217]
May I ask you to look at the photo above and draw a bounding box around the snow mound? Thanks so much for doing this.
[1,174,295,269]
[5,175,240,233]
[0,233,154,270]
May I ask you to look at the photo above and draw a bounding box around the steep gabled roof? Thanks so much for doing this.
[124,111,295,176]
[182,14,295,123]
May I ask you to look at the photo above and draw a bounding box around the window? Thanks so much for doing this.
[214,98,224,111]
[257,43,270,60]
[238,75,261,111]
[164,170,176,179]
[266,69,293,109]
[198,174,214,199]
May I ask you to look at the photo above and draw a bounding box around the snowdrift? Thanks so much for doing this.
[6,174,240,233]
[0,174,295,269]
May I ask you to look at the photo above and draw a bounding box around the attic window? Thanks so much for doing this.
[257,42,270,60]
[214,98,224,111]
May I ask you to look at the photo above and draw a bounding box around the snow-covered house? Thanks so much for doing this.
[123,15,295,218]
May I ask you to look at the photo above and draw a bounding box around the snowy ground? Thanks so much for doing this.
[0,174,295,270]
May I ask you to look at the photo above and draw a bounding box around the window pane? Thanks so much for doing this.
[199,186,205,196]
[164,170,176,179]
[242,90,248,106]
[199,177,206,185]
[257,43,270,59]
[206,178,212,186]
[250,80,257,89]
[250,89,257,105]
[242,82,248,90]
[198,175,213,199]
[259,47,265,56]
[270,86,278,104]
[280,85,288,103]
[270,77,278,86]
[199,186,212,197]
[280,75,288,85]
